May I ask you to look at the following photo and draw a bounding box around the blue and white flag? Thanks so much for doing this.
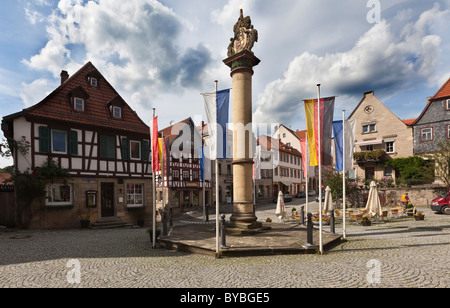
[202,89,230,160]
[198,145,211,181]
[332,119,356,172]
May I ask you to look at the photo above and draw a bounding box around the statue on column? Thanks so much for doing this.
[227,9,258,57]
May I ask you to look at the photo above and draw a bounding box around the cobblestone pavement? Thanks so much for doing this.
[1,201,449,288]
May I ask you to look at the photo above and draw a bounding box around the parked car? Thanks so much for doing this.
[308,190,316,197]
[284,194,293,202]
[315,192,325,202]
[295,191,306,198]
[431,191,450,214]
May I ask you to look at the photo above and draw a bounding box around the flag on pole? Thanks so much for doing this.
[332,119,356,172]
[299,139,309,177]
[158,137,168,175]
[152,117,160,172]
[199,146,212,181]
[203,89,230,160]
[304,97,335,166]
[253,145,261,180]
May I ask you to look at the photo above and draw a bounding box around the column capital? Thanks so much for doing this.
[223,50,261,73]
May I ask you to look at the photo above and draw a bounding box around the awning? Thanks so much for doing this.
[355,140,383,147]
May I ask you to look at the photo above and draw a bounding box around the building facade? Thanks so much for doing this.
[155,118,211,213]
[1,62,153,228]
[413,78,450,155]
[348,91,415,183]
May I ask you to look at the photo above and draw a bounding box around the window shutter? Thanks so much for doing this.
[39,126,50,153]
[121,138,129,160]
[68,130,78,156]
[99,135,108,158]
[142,140,149,162]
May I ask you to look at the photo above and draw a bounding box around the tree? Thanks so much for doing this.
[324,171,360,207]
[426,141,450,189]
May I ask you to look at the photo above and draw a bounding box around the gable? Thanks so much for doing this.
[22,62,149,136]
[349,91,405,125]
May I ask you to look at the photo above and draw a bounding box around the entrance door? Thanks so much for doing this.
[101,183,114,217]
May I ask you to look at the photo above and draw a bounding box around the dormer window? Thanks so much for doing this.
[74,97,85,111]
[90,77,98,87]
[113,106,122,119]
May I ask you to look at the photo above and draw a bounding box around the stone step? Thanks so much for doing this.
[90,217,135,230]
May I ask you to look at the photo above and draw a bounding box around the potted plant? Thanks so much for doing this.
[265,218,272,222]
[291,207,297,216]
[79,213,91,229]
[405,204,415,216]
[146,225,161,243]
[361,216,372,226]
[312,217,330,225]
[414,212,425,221]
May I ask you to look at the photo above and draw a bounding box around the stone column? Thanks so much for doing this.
[224,50,261,230]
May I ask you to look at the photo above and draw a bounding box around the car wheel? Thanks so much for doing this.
[442,205,449,214]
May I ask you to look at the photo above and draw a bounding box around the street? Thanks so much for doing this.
[0,200,449,288]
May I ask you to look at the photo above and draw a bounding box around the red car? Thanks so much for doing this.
[431,191,450,214]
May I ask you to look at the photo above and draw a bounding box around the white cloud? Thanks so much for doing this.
[21,0,213,110]
[253,3,449,126]
[20,78,58,107]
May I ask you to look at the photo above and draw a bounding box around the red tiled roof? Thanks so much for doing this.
[402,119,416,126]
[22,62,149,136]
[257,135,301,156]
[430,77,450,101]
[294,130,307,140]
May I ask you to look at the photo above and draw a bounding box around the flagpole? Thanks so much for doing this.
[305,144,309,214]
[317,84,323,255]
[162,132,165,214]
[342,110,347,240]
[215,80,220,255]
[152,108,157,249]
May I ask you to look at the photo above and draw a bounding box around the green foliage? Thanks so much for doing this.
[353,150,386,161]
[382,156,434,185]
[324,171,359,201]
[9,159,71,208]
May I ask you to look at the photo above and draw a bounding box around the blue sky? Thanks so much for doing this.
[1,0,450,168]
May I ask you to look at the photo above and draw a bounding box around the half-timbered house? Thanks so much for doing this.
[155,118,211,214]
[1,62,153,228]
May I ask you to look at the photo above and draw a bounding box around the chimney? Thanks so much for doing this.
[60,70,69,85]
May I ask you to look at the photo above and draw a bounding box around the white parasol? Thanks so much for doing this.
[365,181,382,217]
[275,191,286,220]
[322,186,333,214]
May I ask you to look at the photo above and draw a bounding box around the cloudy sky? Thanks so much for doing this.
[1,0,450,168]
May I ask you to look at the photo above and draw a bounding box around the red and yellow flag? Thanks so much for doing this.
[304,97,335,166]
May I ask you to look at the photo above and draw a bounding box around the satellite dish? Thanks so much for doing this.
[170,121,175,126]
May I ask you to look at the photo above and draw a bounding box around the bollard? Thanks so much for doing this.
[205,205,210,223]
[302,212,317,248]
[220,214,230,250]
[169,207,173,227]
[330,209,337,235]
[162,210,168,237]
[300,206,305,225]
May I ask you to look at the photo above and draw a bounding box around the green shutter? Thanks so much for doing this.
[99,135,108,158]
[107,135,116,159]
[39,126,50,153]
[68,130,78,156]
[142,140,149,161]
[121,138,129,160]
[99,135,116,159]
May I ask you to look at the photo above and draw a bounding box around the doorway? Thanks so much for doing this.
[101,182,114,217]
